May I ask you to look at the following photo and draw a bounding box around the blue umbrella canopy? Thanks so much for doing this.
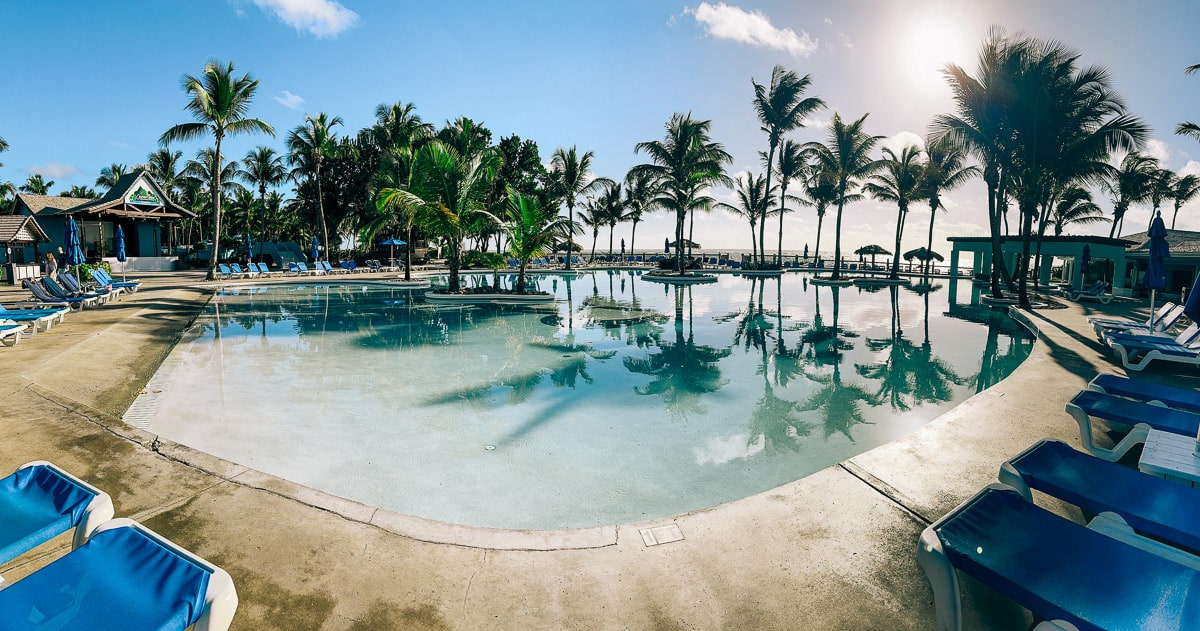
[1146,213,1169,291]
[63,217,85,267]
[380,238,406,246]
[114,226,126,263]
[311,236,319,262]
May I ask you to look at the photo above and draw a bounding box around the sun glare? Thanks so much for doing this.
[902,13,973,94]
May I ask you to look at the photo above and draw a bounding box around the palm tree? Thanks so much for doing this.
[95,163,128,190]
[160,60,274,280]
[803,113,882,281]
[1050,186,1107,235]
[621,170,658,260]
[632,112,732,274]
[145,149,184,197]
[184,148,245,199]
[917,135,977,278]
[287,113,342,263]
[19,174,53,195]
[772,139,806,264]
[409,140,500,291]
[1100,152,1157,237]
[715,172,773,256]
[0,135,7,168]
[801,160,840,264]
[502,189,571,292]
[549,146,607,270]
[864,144,924,280]
[596,181,624,260]
[752,65,824,267]
[373,102,435,279]
[1171,173,1200,229]
[1177,64,1200,143]
[60,185,98,199]
[577,197,605,262]
[237,146,287,253]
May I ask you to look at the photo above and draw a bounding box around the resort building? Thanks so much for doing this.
[9,170,194,271]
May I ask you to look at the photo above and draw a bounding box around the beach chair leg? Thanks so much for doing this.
[917,527,962,631]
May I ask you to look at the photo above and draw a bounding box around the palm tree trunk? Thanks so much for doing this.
[815,210,824,266]
[315,163,329,263]
[831,197,846,281]
[1017,200,1035,308]
[608,226,614,260]
[565,200,574,270]
[516,263,526,293]
[404,223,413,281]
[890,205,904,280]
[630,221,639,262]
[761,141,776,266]
[675,210,685,274]
[1173,205,1181,230]
[925,202,937,279]
[206,134,224,281]
[777,181,788,268]
[590,231,598,262]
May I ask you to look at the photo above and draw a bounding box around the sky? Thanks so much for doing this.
[2,0,1199,258]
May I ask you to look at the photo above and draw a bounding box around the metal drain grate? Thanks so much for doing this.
[122,343,188,430]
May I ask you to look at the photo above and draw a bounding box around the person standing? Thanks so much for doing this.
[45,252,58,280]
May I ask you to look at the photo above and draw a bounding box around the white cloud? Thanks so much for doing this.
[1144,139,1170,163]
[1181,160,1200,177]
[838,32,854,49]
[28,163,80,179]
[880,131,924,156]
[824,17,833,25]
[251,0,358,38]
[274,90,305,109]
[801,114,831,129]
[685,2,818,58]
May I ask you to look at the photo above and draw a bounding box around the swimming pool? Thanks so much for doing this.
[136,271,1032,529]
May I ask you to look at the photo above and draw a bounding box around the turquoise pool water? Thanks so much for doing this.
[140,271,1032,529]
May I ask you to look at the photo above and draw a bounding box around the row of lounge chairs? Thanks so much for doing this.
[1064,280,1113,303]
[1089,301,1200,371]
[216,260,402,280]
[0,460,236,629]
[920,374,1200,630]
[5,269,140,348]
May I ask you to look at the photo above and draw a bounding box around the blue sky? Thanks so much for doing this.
[2,0,1199,255]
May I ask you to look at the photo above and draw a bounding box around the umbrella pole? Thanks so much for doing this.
[1150,289,1156,326]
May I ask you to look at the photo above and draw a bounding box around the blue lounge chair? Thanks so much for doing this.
[1106,323,1200,371]
[0,320,26,346]
[1088,373,1200,414]
[0,518,238,630]
[231,263,256,278]
[918,484,1200,631]
[60,271,121,302]
[1065,389,1200,461]
[299,262,322,275]
[0,304,68,333]
[21,279,88,310]
[1000,439,1200,555]
[1089,302,1181,339]
[89,268,141,293]
[0,461,113,567]
[1066,280,1112,303]
[39,278,102,308]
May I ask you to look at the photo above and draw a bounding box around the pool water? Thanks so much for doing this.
[139,271,1032,529]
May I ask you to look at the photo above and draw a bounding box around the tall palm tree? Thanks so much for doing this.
[145,149,184,197]
[801,160,841,265]
[19,174,53,195]
[772,139,806,264]
[1171,173,1200,229]
[752,65,824,267]
[621,170,658,260]
[1050,186,1107,235]
[0,135,7,168]
[60,185,98,199]
[549,146,607,270]
[716,172,773,256]
[803,113,882,281]
[864,144,924,280]
[1177,64,1200,143]
[237,146,287,253]
[632,112,732,274]
[95,163,128,190]
[502,189,571,292]
[1101,151,1157,237]
[577,197,605,262]
[596,181,624,260]
[917,135,978,278]
[287,112,342,262]
[373,102,434,279]
[184,148,245,199]
[160,60,274,280]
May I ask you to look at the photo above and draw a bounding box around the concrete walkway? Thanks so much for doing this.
[1,273,1195,630]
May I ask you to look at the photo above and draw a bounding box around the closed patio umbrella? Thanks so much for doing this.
[114,225,127,281]
[1146,212,1170,317]
[63,217,85,271]
[244,234,253,264]
[310,236,319,262]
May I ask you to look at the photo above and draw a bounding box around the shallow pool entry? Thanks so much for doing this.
[136,272,1032,528]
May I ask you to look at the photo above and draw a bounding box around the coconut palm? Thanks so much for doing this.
[145,149,184,198]
[160,60,274,280]
[502,189,571,292]
[576,198,605,262]
[373,102,434,279]
[0,135,7,168]
[1049,186,1107,235]
[803,113,882,281]
[595,181,624,260]
[864,144,924,280]
[632,113,732,274]
[18,174,53,195]
[237,146,287,252]
[60,185,98,199]
[1100,151,1157,237]
[752,65,824,267]
[1171,173,1200,229]
[715,172,774,257]
[1177,64,1200,143]
[95,163,128,190]
[917,135,977,277]
[287,113,342,262]
[184,148,245,198]
[409,140,500,291]
[549,146,607,270]
[622,170,658,260]
[772,139,807,264]
[801,160,840,264]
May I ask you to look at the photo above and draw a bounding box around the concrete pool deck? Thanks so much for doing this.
[2,271,1197,630]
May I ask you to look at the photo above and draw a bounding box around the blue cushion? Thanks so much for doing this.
[935,487,1200,631]
[0,526,211,631]
[1091,374,1200,414]
[1071,390,1200,436]
[1008,440,1200,554]
[0,465,97,565]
